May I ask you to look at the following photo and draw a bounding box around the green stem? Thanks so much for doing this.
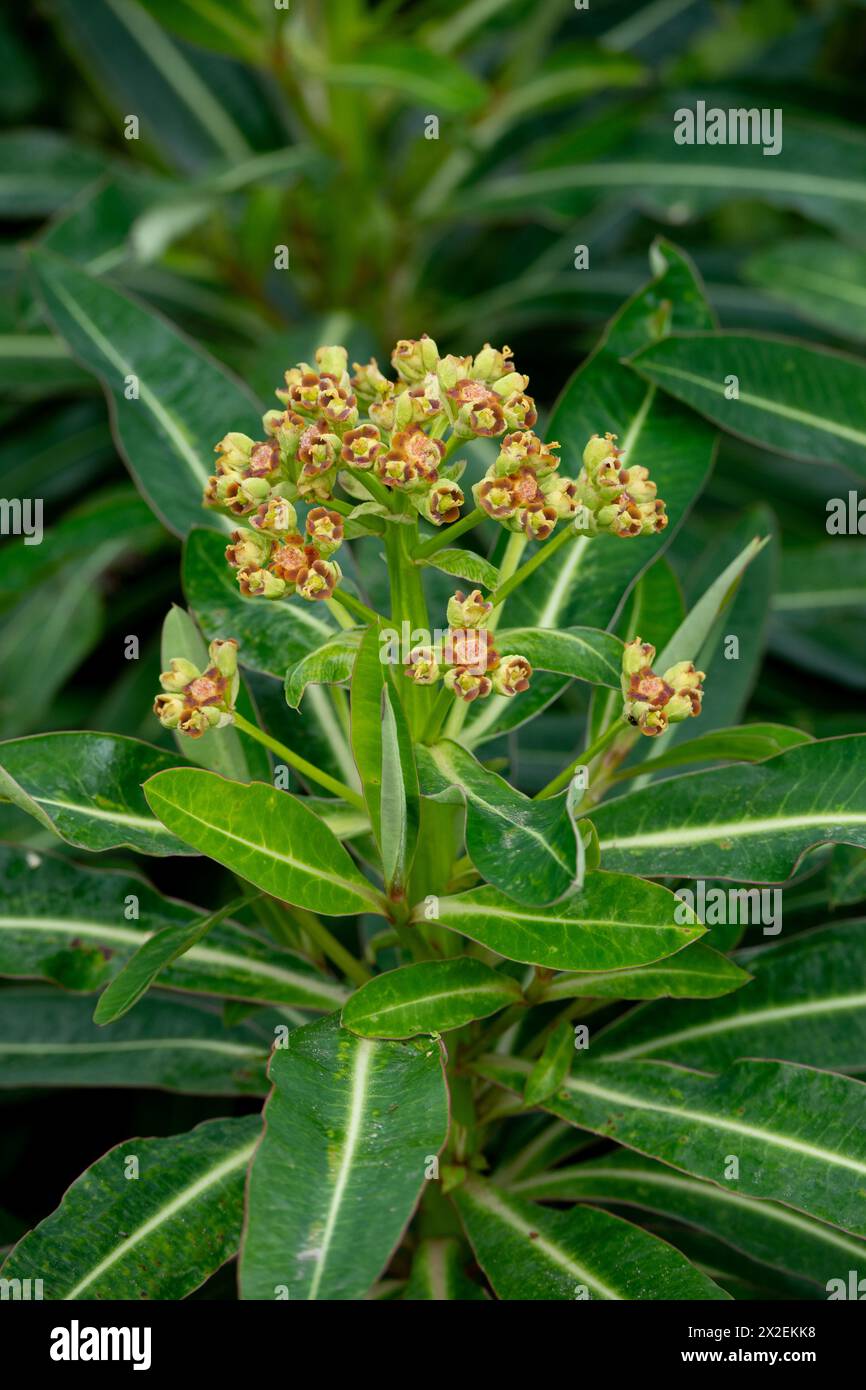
[491,522,577,608]
[345,466,391,509]
[290,904,371,987]
[413,506,485,559]
[326,595,355,630]
[535,717,627,800]
[487,532,526,632]
[330,589,380,626]
[232,711,367,811]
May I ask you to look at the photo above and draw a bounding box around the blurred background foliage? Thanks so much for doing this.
[1,0,865,1280]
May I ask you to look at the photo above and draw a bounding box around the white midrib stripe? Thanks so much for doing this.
[356,981,510,1023]
[441,897,695,933]
[63,1139,257,1299]
[150,794,379,907]
[43,274,231,533]
[430,747,573,876]
[606,992,866,1060]
[307,1038,374,1300]
[0,917,345,1001]
[513,1165,866,1261]
[643,360,866,448]
[32,796,164,832]
[563,1075,866,1178]
[599,811,866,851]
[478,162,866,205]
[4,1039,262,1057]
[466,1183,621,1300]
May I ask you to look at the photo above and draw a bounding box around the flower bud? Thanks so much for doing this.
[392,335,440,383]
[490,370,529,398]
[407,373,444,423]
[405,646,441,685]
[238,566,287,599]
[297,557,341,601]
[471,343,515,384]
[621,638,656,679]
[351,357,391,403]
[208,638,238,680]
[154,693,185,729]
[224,475,271,515]
[315,345,349,378]
[159,658,199,693]
[306,507,344,554]
[226,528,270,572]
[492,654,532,697]
[446,589,492,629]
[582,433,619,473]
[436,353,472,392]
[214,433,254,473]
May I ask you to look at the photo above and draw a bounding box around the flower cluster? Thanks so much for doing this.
[575,434,668,538]
[403,589,532,703]
[472,429,576,541]
[153,639,239,738]
[621,637,705,737]
[225,501,344,602]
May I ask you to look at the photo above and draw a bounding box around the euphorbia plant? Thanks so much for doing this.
[5,240,866,1302]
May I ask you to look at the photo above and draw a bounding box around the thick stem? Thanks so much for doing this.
[290,904,371,987]
[232,711,367,811]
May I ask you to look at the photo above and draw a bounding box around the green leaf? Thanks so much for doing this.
[542,942,751,1002]
[453,1176,727,1300]
[185,528,337,675]
[342,959,521,1039]
[137,0,263,60]
[509,1149,866,1295]
[0,130,107,217]
[611,724,812,783]
[501,240,716,660]
[419,548,501,590]
[458,118,866,239]
[591,734,866,880]
[93,895,249,1024]
[830,845,866,908]
[476,1055,866,1236]
[628,331,866,477]
[595,921,866,1073]
[421,870,703,971]
[240,1014,449,1299]
[744,239,866,345]
[770,541,866,690]
[0,843,348,1009]
[379,684,420,898]
[284,630,363,710]
[0,987,269,1094]
[417,740,581,905]
[0,1115,259,1299]
[28,249,262,536]
[0,732,191,855]
[524,1020,573,1107]
[295,39,488,113]
[494,626,622,688]
[404,1237,487,1300]
[161,605,269,780]
[144,768,386,916]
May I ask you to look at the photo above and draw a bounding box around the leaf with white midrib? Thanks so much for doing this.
[590,733,866,880]
[453,1175,728,1301]
[508,1149,866,1292]
[594,920,866,1071]
[0,1115,259,1299]
[240,1014,449,1300]
[474,1054,866,1236]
